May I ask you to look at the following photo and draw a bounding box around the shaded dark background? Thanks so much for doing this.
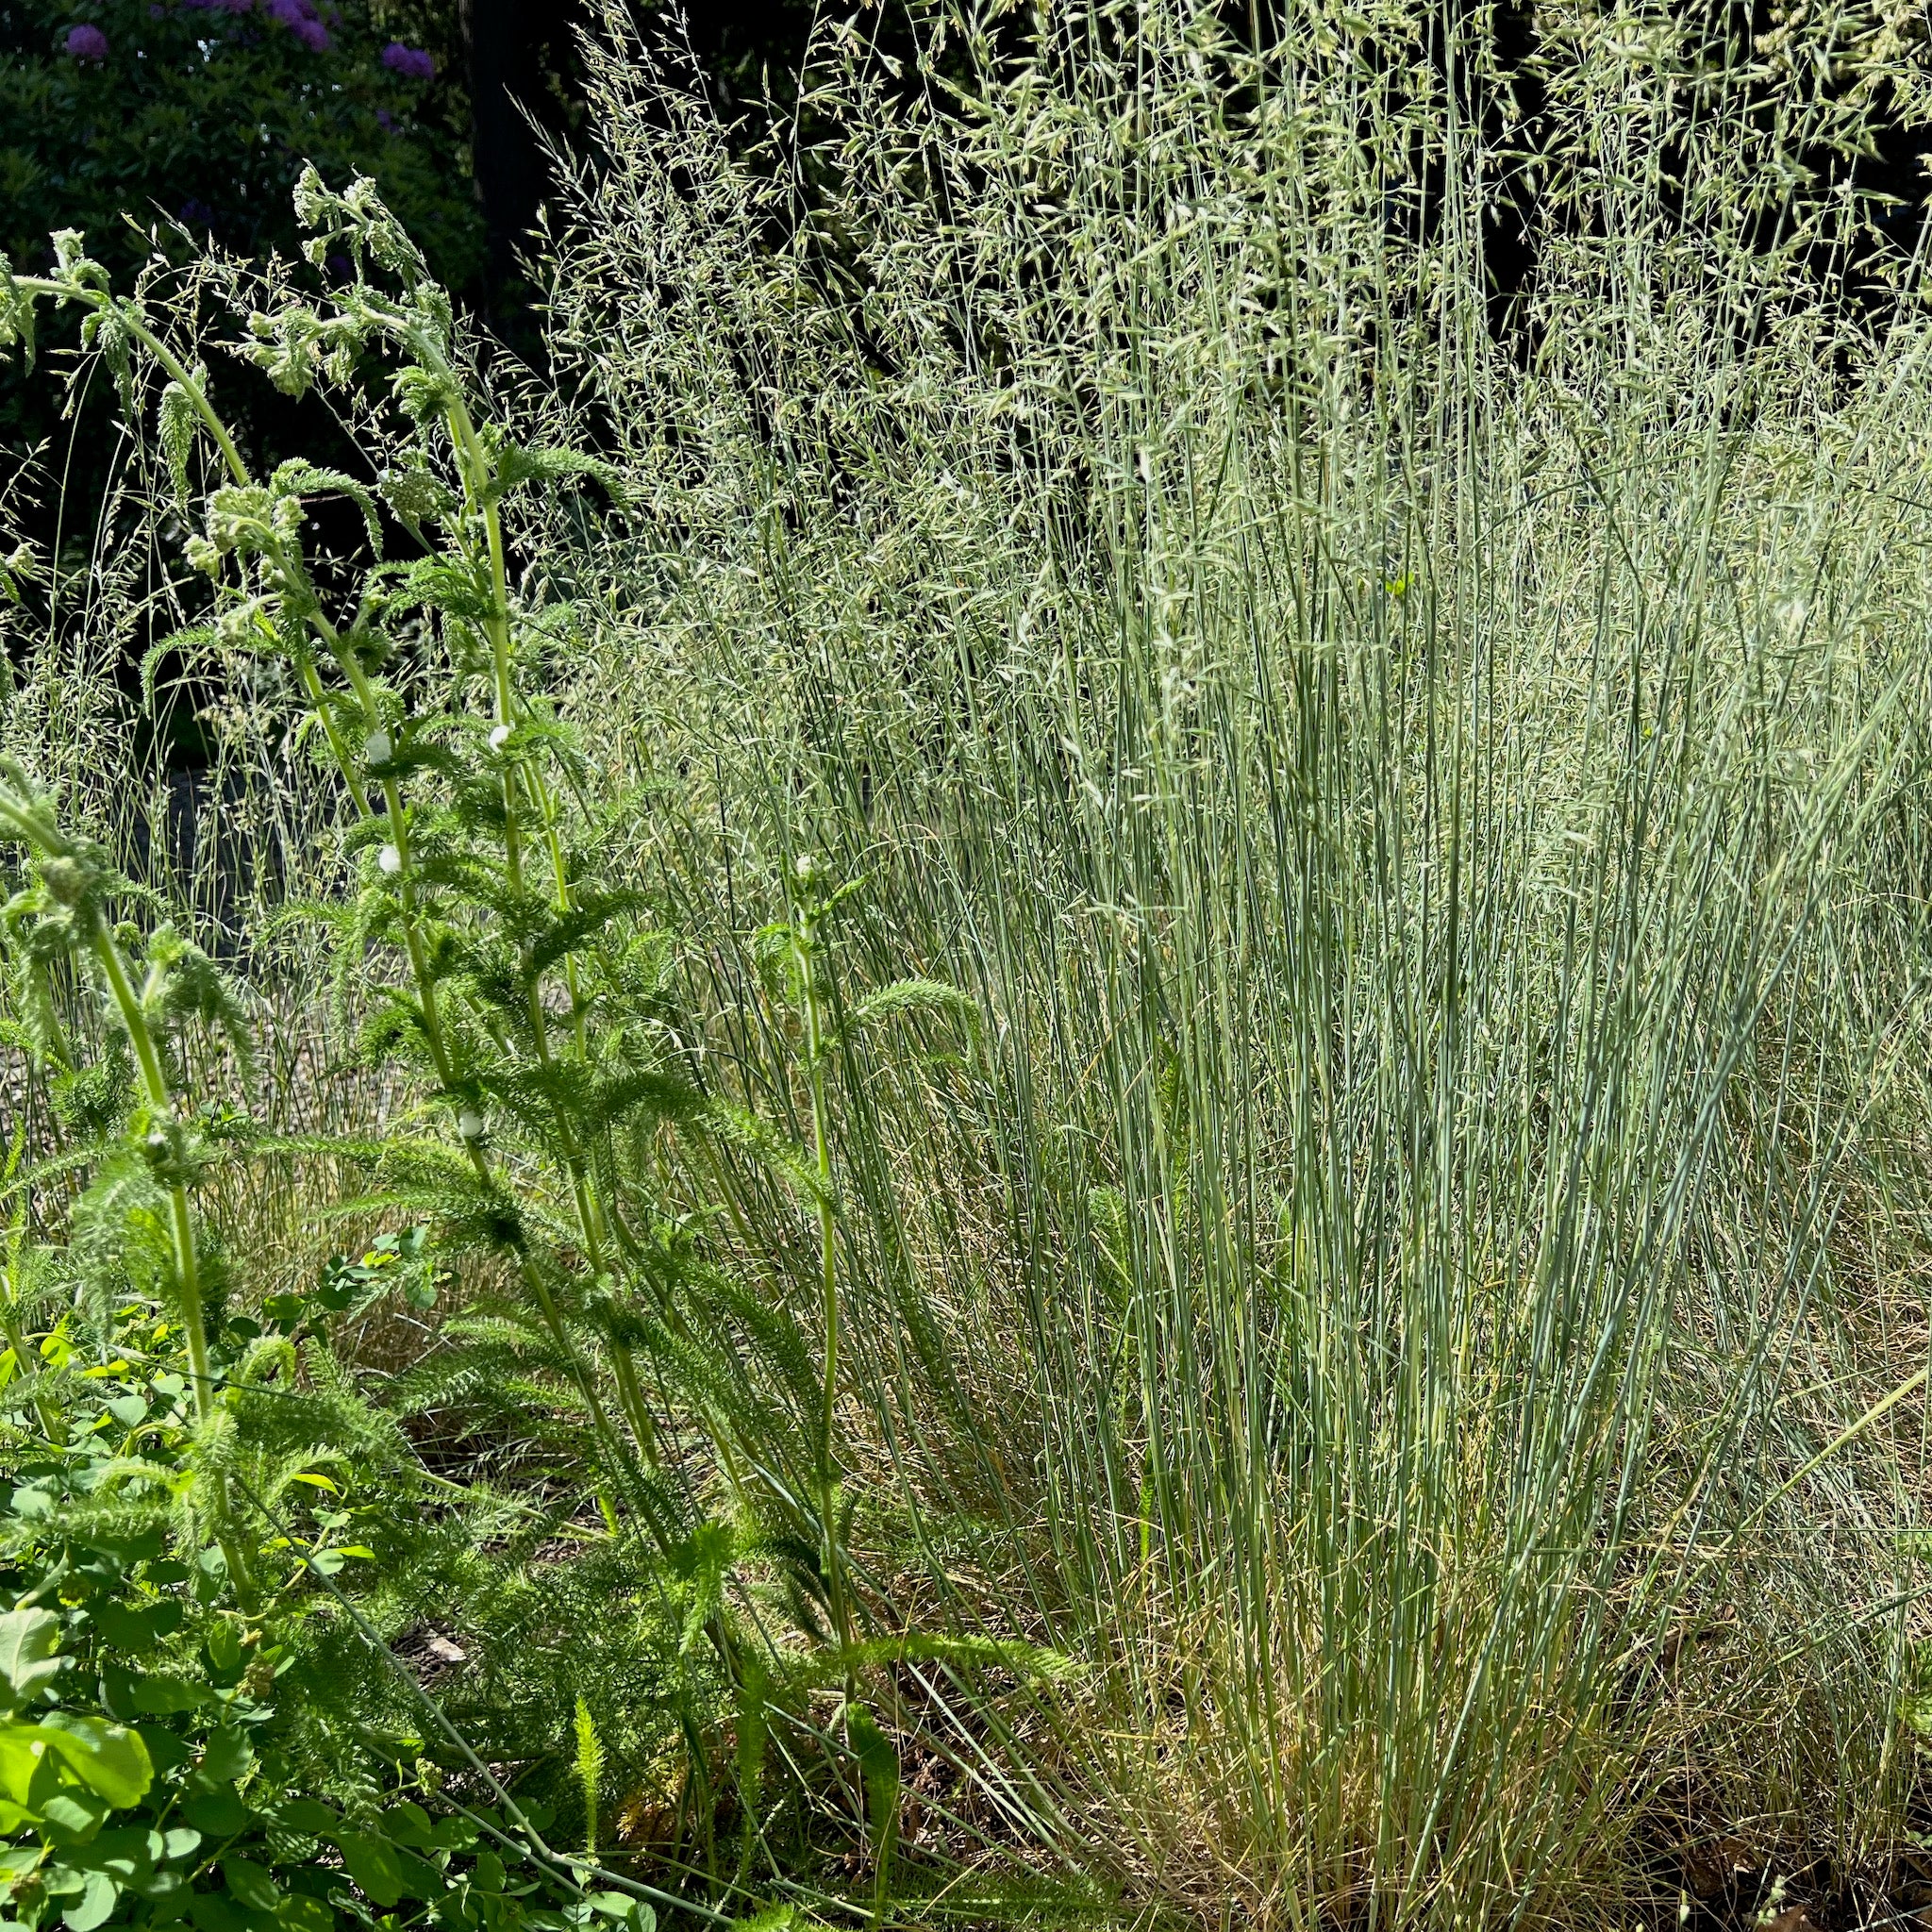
[460,0,823,315]
[0,0,829,771]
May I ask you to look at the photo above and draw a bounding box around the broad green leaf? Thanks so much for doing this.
[136,1725,193,1776]
[0,1719,49,1805]
[391,1846,445,1900]
[91,1601,179,1653]
[223,1857,282,1912]
[428,1815,475,1852]
[83,1825,155,1878]
[62,1868,117,1931]
[205,1622,243,1679]
[270,1798,336,1835]
[39,1714,154,1807]
[40,1790,108,1842]
[187,1890,248,1932]
[589,1892,653,1927]
[335,1831,404,1907]
[197,1728,253,1784]
[380,1799,434,1846]
[0,1607,64,1709]
[182,1789,249,1836]
[130,1674,208,1714]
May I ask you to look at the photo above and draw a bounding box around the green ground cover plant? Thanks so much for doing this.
[7,0,1932,1925]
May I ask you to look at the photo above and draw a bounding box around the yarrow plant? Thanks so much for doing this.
[0,758,672,1932]
[0,185,758,1921]
[1,186,682,1512]
[0,162,1016,1924]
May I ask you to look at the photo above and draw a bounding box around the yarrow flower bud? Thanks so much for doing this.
[456,1108,485,1141]
[363,728,392,765]
[488,724,511,751]
[378,843,403,874]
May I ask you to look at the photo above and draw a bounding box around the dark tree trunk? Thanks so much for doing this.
[460,0,548,309]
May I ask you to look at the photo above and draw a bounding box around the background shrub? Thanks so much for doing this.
[0,0,478,291]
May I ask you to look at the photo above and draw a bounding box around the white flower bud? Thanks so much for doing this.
[489,724,511,751]
[457,1108,485,1141]
[378,843,403,874]
[363,727,392,765]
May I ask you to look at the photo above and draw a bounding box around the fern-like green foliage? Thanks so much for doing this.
[0,174,990,1927]
[0,778,674,1930]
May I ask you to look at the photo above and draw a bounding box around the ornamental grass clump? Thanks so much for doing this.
[529,0,1932,1919]
[8,0,1932,1924]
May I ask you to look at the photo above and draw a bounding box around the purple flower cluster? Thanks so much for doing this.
[264,0,327,48]
[380,40,432,79]
[62,21,108,57]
